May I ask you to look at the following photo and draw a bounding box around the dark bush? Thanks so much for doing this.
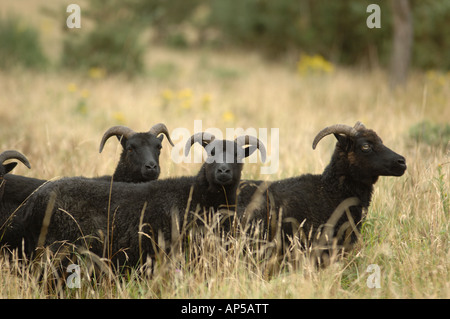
[0,17,48,70]
[409,120,450,147]
[61,22,145,76]
[209,0,392,63]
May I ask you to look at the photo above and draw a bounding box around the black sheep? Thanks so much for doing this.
[237,122,407,259]
[2,123,174,200]
[18,133,266,267]
[2,123,174,207]
[0,151,33,212]
[97,123,174,182]
[0,150,40,249]
[0,124,173,251]
[0,150,31,199]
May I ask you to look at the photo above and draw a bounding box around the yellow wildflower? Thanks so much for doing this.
[88,67,106,79]
[112,112,126,124]
[80,89,90,99]
[181,99,192,110]
[201,93,212,108]
[177,88,193,100]
[67,83,78,93]
[222,111,235,122]
[297,54,334,75]
[161,89,175,101]
[177,89,193,110]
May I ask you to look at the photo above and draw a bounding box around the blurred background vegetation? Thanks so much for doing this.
[1,1,449,299]
[1,0,450,75]
[0,16,48,70]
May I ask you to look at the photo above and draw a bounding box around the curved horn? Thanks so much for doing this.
[99,126,136,153]
[184,132,216,157]
[149,123,174,146]
[353,121,366,131]
[235,135,267,163]
[0,150,31,169]
[312,124,358,150]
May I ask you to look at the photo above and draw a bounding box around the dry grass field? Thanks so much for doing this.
[0,1,449,299]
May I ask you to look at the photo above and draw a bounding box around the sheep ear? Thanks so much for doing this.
[116,135,128,149]
[157,135,164,143]
[334,133,352,151]
[240,145,266,163]
[242,145,257,159]
[235,135,267,163]
[4,162,18,174]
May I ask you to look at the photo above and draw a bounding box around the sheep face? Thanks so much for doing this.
[186,133,266,192]
[117,132,164,182]
[334,128,407,182]
[99,124,173,183]
[203,140,245,189]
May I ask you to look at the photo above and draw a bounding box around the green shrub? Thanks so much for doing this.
[61,22,145,76]
[412,0,450,70]
[209,0,392,63]
[0,17,48,70]
[409,120,450,147]
[63,0,450,71]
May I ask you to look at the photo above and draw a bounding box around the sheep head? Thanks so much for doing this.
[185,132,266,191]
[0,150,31,199]
[98,124,174,182]
[312,122,407,182]
[0,150,31,177]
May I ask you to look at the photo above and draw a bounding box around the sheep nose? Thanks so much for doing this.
[216,164,233,184]
[217,166,231,174]
[145,162,158,171]
[397,157,406,168]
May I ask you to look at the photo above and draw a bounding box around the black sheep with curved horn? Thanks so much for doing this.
[18,133,266,267]
[238,122,407,261]
[0,150,32,201]
[99,123,174,182]
[0,150,41,250]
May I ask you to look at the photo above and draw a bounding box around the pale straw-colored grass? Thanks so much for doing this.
[0,1,449,298]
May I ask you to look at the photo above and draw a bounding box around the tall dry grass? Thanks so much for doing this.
[0,9,449,297]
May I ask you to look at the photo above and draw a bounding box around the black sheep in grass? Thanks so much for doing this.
[1,124,174,209]
[19,133,266,268]
[97,123,174,182]
[0,124,174,251]
[2,123,174,205]
[0,150,41,249]
[237,122,407,261]
[0,150,32,201]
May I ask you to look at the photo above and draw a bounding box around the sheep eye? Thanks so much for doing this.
[361,144,371,152]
